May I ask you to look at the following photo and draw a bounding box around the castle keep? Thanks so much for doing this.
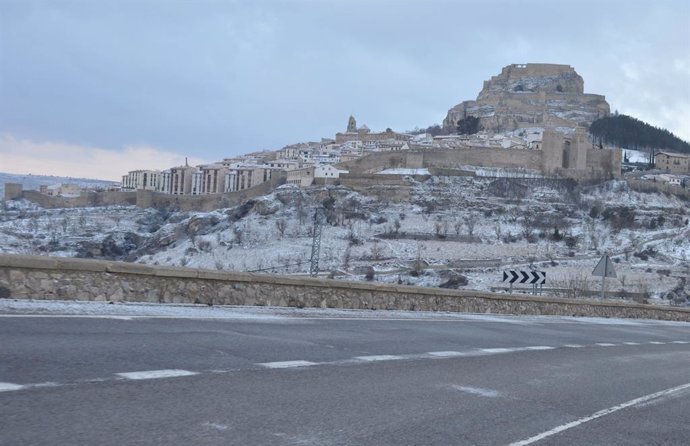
[443,64,610,133]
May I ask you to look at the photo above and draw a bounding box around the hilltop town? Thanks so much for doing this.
[7,64,688,207]
[2,64,689,305]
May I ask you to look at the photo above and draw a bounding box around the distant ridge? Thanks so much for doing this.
[0,172,115,198]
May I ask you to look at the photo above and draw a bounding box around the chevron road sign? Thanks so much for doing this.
[502,270,546,285]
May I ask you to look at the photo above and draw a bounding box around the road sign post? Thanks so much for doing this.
[592,254,617,299]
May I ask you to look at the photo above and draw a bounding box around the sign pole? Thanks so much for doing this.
[601,255,607,299]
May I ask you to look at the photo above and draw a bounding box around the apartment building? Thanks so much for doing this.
[121,169,160,191]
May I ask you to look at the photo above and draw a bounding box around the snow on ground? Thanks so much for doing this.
[623,149,649,164]
[1,299,687,326]
[378,168,430,175]
[2,174,689,305]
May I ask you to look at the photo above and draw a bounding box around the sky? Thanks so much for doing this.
[1,0,689,181]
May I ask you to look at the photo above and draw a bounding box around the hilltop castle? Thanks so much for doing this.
[443,63,610,133]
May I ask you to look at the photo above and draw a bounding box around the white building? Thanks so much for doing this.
[121,170,160,191]
[314,164,348,179]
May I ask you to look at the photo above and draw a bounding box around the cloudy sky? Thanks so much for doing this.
[1,0,688,180]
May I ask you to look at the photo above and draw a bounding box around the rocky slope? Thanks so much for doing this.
[2,177,688,305]
[443,63,610,133]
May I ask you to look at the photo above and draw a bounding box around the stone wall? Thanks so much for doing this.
[336,139,619,181]
[5,173,286,212]
[4,183,23,200]
[1,254,689,321]
[20,190,138,208]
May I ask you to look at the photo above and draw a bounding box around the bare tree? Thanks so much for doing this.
[465,213,478,237]
[454,218,463,236]
[494,222,502,241]
[275,219,287,238]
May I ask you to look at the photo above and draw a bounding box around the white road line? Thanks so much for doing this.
[0,382,26,392]
[508,382,690,446]
[116,369,199,380]
[596,343,617,347]
[428,351,467,357]
[451,385,500,398]
[563,344,584,348]
[354,355,404,362]
[258,360,317,369]
[648,341,665,344]
[671,341,689,344]
[623,342,641,345]
[480,348,517,354]
[525,346,555,351]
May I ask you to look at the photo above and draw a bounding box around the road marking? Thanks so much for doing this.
[508,382,690,446]
[596,343,616,347]
[451,385,500,398]
[116,369,199,380]
[526,346,555,351]
[671,341,689,344]
[623,342,640,345]
[480,348,517,354]
[258,360,317,369]
[0,382,25,392]
[354,355,404,362]
[428,351,467,357]
[648,341,665,344]
[202,422,229,431]
[563,344,584,348]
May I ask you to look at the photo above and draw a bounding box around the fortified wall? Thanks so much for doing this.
[1,254,688,321]
[4,173,287,211]
[337,131,621,180]
[3,185,137,208]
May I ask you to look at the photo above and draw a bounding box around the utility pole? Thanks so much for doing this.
[310,208,325,277]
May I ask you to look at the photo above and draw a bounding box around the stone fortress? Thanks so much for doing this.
[442,63,610,133]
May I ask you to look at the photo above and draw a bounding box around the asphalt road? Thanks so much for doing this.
[1,306,689,445]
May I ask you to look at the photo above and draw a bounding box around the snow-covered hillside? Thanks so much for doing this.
[1,176,688,305]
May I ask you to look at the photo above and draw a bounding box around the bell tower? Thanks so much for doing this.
[347,115,357,133]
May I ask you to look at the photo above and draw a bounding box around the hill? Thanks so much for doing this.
[589,115,690,155]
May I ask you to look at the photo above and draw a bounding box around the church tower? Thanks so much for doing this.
[347,115,357,133]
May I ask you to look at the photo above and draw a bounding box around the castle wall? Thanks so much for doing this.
[3,183,23,200]
[422,148,543,171]
[5,173,287,211]
[20,190,137,208]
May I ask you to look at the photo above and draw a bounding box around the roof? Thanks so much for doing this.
[657,151,690,159]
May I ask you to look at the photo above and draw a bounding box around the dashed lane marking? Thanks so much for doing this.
[451,385,500,398]
[354,355,405,362]
[3,340,687,393]
[0,382,25,392]
[428,351,468,357]
[258,361,317,369]
[116,369,199,380]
